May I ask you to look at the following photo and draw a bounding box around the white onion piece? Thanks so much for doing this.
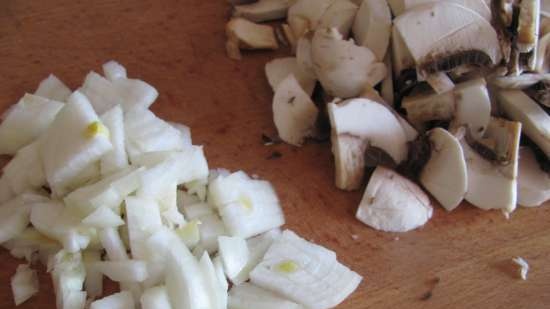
[92,260,148,283]
[49,250,86,309]
[99,227,129,261]
[124,109,185,161]
[90,291,135,309]
[11,264,39,306]
[197,214,228,253]
[140,286,172,309]
[232,229,281,284]
[0,94,64,155]
[150,228,212,309]
[0,195,32,244]
[250,230,362,309]
[83,250,103,299]
[199,252,228,309]
[208,171,285,239]
[64,166,144,218]
[82,207,125,229]
[2,141,46,194]
[181,202,214,221]
[41,91,112,196]
[125,196,163,259]
[35,74,71,102]
[228,282,304,309]
[102,61,128,81]
[100,105,129,176]
[218,236,250,282]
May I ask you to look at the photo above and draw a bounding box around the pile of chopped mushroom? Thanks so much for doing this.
[226,0,550,232]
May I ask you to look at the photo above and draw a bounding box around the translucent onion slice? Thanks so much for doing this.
[250,230,362,309]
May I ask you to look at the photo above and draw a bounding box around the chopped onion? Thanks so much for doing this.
[250,230,362,309]
[11,264,39,306]
[218,236,250,282]
[228,282,304,309]
[89,291,135,309]
[140,285,172,309]
[92,260,148,283]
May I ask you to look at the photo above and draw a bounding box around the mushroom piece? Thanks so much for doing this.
[318,0,359,37]
[517,0,540,53]
[419,128,468,211]
[399,0,492,21]
[425,72,455,94]
[295,33,315,76]
[226,18,279,60]
[281,23,297,51]
[391,25,415,76]
[264,57,316,95]
[359,85,419,142]
[459,118,522,214]
[311,28,387,98]
[287,0,336,39]
[356,166,433,232]
[402,78,491,140]
[327,98,408,190]
[535,32,550,72]
[394,2,502,76]
[287,0,358,40]
[272,74,319,146]
[496,89,550,157]
[517,146,550,207]
[352,0,392,61]
[233,0,291,23]
[491,73,550,89]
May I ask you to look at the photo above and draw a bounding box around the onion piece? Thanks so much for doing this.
[90,291,135,309]
[34,74,71,102]
[228,282,304,309]
[141,285,172,309]
[11,264,39,306]
[250,230,362,309]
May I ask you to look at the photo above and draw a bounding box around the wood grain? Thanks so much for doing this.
[0,1,549,308]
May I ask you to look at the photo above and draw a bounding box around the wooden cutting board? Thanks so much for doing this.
[0,1,549,308]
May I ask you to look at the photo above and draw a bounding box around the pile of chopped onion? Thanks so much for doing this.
[0,61,361,308]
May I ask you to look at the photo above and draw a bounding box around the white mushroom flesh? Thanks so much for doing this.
[420,128,468,211]
[517,147,550,207]
[356,166,433,233]
[272,74,319,146]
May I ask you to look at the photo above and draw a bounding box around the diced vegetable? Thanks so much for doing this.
[11,264,39,306]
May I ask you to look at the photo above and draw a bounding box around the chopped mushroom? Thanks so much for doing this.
[425,72,455,94]
[403,78,491,140]
[311,28,386,98]
[517,147,550,207]
[390,0,492,21]
[226,18,279,60]
[420,128,468,211]
[318,0,359,37]
[264,57,316,95]
[359,85,419,142]
[287,0,336,39]
[272,74,319,146]
[491,73,550,89]
[517,0,540,53]
[394,2,502,76]
[356,166,433,232]
[233,0,291,23]
[535,32,550,73]
[352,0,392,61]
[327,98,408,190]
[496,89,550,157]
[458,118,522,214]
